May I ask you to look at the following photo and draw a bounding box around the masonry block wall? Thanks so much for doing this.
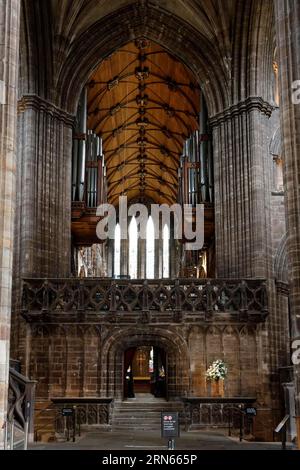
[29,324,259,401]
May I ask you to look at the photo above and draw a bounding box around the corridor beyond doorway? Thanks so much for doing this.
[124,346,167,399]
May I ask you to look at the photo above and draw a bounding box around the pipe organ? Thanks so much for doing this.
[72,88,87,202]
[71,88,107,246]
[85,130,106,207]
[72,88,107,208]
[178,97,214,278]
[180,97,213,206]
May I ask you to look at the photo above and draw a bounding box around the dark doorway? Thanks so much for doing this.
[123,346,167,399]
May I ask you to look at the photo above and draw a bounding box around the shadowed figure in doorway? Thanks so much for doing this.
[125,365,134,398]
[124,347,136,398]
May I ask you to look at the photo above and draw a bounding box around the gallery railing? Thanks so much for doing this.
[21,278,268,323]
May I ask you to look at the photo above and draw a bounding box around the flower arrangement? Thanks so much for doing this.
[206,359,228,381]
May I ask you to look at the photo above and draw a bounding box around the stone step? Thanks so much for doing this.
[114,410,180,414]
[112,426,162,431]
[114,407,181,412]
[113,411,182,417]
[118,403,181,407]
[112,420,162,424]
[117,399,178,404]
[112,414,163,418]
[115,403,182,409]
[112,415,184,421]
[34,401,57,442]
[113,418,162,424]
[114,410,182,415]
[112,425,162,431]
[112,399,183,432]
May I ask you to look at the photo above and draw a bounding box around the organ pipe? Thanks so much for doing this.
[72,139,78,200]
[78,88,87,201]
[199,100,206,202]
[72,87,87,201]
[78,139,86,201]
[93,168,97,207]
[199,95,210,202]
[85,130,106,207]
[207,138,214,202]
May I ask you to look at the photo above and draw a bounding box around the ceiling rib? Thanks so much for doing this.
[87,39,200,205]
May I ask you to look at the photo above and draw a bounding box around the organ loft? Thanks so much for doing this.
[0,0,300,450]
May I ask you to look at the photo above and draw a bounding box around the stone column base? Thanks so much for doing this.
[253,408,279,442]
[296,417,300,449]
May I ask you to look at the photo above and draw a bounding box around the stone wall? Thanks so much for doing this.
[274,0,300,445]
[28,321,282,439]
[30,323,258,400]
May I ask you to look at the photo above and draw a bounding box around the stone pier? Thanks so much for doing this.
[0,0,20,449]
[274,0,300,449]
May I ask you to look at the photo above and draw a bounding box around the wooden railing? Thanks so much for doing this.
[21,278,268,324]
[52,398,113,429]
[5,368,36,449]
[181,397,256,435]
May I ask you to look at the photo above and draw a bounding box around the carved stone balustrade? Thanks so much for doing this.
[21,278,268,324]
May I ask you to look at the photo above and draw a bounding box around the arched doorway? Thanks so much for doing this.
[124,346,167,399]
[101,327,189,400]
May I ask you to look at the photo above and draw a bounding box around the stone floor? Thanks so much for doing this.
[28,429,296,451]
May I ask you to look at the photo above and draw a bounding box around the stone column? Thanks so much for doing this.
[0,0,20,448]
[120,238,128,277]
[154,237,160,279]
[282,382,296,442]
[170,224,180,278]
[107,239,114,277]
[11,95,73,363]
[210,98,274,279]
[275,282,290,368]
[15,95,73,277]
[210,98,276,440]
[274,0,300,448]
[139,237,146,279]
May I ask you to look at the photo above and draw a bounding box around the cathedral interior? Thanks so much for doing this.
[1,0,300,450]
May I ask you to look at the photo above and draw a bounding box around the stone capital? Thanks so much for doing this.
[17,94,75,127]
[209,97,275,128]
[275,280,289,296]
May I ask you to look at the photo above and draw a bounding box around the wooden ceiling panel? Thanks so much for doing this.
[87,39,200,205]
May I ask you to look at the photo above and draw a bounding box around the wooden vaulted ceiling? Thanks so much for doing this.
[87,39,200,205]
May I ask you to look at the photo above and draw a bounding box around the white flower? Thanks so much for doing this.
[206,359,228,380]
